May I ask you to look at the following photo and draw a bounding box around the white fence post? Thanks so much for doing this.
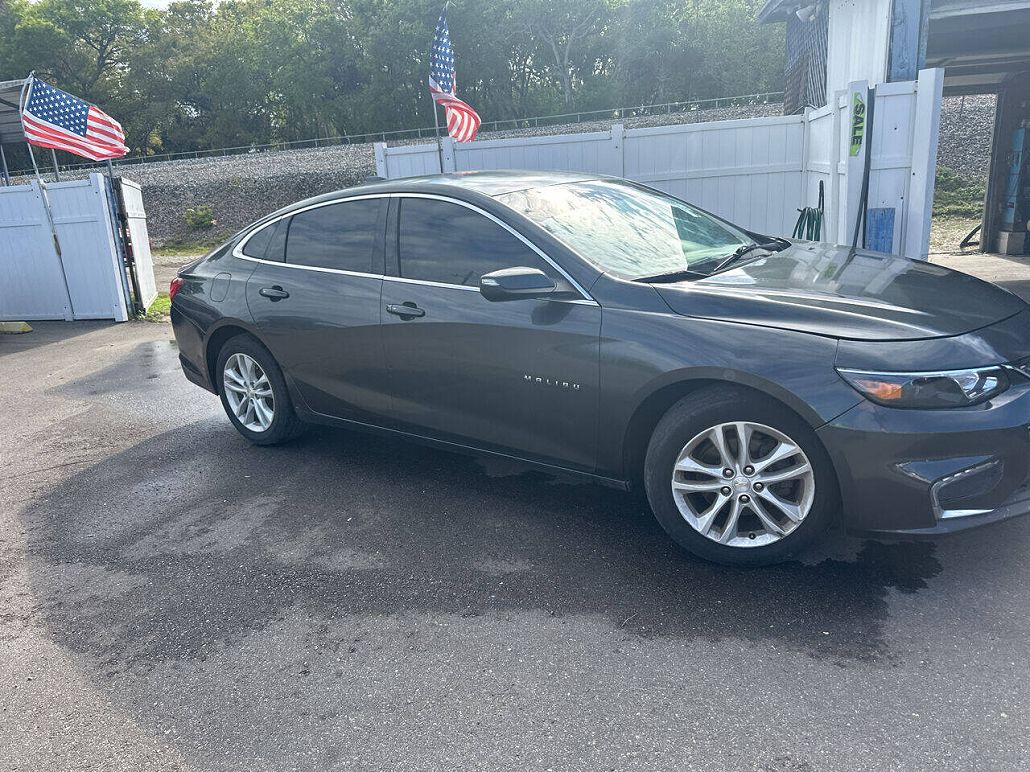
[611,123,625,177]
[903,67,944,260]
[830,91,845,243]
[442,137,457,172]
[373,142,387,177]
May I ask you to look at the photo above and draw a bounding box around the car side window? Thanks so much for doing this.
[264,218,288,262]
[398,198,551,287]
[285,199,380,272]
[241,222,275,259]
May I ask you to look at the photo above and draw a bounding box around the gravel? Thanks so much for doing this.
[9,96,995,244]
[936,94,997,182]
[14,102,785,244]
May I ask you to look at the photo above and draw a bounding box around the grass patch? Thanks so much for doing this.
[934,166,986,219]
[143,292,171,322]
[152,237,225,257]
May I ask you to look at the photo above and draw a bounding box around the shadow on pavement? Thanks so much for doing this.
[0,320,122,357]
[22,416,947,673]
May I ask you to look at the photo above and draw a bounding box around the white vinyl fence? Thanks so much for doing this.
[804,69,943,257]
[377,69,943,259]
[0,173,135,321]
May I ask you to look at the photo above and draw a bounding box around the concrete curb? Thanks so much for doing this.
[0,321,32,334]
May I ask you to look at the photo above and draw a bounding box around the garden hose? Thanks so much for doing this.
[793,180,824,241]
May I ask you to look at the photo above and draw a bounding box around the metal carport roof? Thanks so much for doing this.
[758,0,1030,23]
[757,0,1030,92]
[0,78,28,145]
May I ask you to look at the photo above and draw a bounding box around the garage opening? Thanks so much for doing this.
[927,2,1030,257]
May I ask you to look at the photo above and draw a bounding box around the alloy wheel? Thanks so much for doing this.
[671,421,815,548]
[222,352,275,432]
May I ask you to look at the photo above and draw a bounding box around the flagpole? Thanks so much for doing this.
[432,100,445,173]
[50,148,61,182]
[431,1,451,174]
[0,144,10,185]
[20,72,74,318]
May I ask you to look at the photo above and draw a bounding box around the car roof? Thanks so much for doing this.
[268,170,605,218]
[378,170,603,196]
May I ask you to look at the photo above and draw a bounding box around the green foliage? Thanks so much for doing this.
[184,205,216,228]
[142,291,171,322]
[934,166,986,219]
[152,236,225,256]
[0,0,786,157]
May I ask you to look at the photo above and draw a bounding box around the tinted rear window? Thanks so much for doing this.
[241,222,275,258]
[286,200,381,272]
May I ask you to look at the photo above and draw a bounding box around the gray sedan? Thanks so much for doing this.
[169,171,1030,565]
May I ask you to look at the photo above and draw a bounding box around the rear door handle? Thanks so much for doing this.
[386,303,425,319]
[259,286,289,301]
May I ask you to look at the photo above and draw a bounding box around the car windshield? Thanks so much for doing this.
[495,180,753,280]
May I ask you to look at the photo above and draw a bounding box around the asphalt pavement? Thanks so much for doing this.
[2,292,1030,769]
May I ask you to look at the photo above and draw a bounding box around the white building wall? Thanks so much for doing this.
[826,0,893,96]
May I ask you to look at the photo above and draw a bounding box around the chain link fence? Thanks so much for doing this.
[7,92,784,177]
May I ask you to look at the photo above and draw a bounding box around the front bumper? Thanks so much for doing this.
[817,381,1030,536]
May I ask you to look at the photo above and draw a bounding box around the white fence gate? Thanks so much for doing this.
[377,69,943,259]
[0,172,138,321]
[119,178,158,309]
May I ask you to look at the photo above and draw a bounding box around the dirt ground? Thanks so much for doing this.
[929,216,983,256]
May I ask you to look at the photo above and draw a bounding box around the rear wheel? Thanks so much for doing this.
[216,334,305,445]
[644,387,837,565]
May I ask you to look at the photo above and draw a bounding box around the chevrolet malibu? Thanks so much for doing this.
[170,171,1030,565]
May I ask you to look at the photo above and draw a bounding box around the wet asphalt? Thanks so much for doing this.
[2,320,1029,771]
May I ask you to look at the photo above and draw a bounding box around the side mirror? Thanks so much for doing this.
[480,267,557,301]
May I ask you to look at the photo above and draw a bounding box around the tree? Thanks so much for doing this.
[0,0,786,157]
[516,0,610,110]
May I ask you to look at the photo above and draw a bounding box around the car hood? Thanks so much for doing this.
[653,242,1027,341]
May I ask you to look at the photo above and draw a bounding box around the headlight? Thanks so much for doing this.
[837,366,1010,408]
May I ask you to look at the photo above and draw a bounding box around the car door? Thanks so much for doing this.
[380,195,601,471]
[243,195,391,420]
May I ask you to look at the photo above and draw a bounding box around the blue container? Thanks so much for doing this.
[1002,127,1026,230]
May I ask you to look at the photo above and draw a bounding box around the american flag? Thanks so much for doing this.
[429,12,481,143]
[21,77,128,161]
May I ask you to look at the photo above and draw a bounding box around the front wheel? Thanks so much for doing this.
[216,334,305,445]
[644,387,838,566]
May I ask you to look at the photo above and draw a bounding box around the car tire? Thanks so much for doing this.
[644,386,838,566]
[215,334,306,445]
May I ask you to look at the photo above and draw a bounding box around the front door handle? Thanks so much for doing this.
[386,303,425,319]
[259,286,289,301]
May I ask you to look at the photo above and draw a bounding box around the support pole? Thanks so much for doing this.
[27,138,42,180]
[432,100,445,173]
[20,72,74,318]
[0,144,10,185]
[50,148,61,182]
